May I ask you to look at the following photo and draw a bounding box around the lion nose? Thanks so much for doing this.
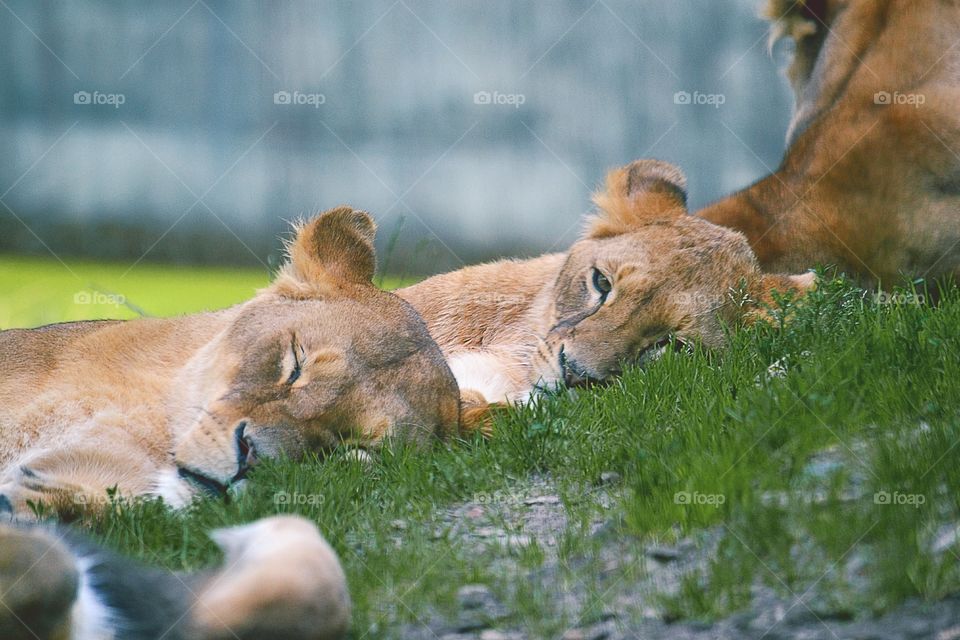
[559,347,600,388]
[233,422,258,482]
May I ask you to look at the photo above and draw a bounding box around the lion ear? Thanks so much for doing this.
[746,271,817,322]
[760,271,817,297]
[765,0,830,46]
[270,206,377,298]
[587,159,688,238]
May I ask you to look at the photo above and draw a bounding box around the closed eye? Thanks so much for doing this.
[287,338,304,385]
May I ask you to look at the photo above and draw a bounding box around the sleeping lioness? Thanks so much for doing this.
[0,515,351,640]
[0,207,460,517]
[699,0,960,288]
[398,160,814,406]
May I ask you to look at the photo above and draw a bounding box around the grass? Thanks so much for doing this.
[4,257,960,636]
[0,255,412,327]
[0,255,272,327]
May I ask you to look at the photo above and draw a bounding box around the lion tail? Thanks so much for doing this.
[459,389,498,438]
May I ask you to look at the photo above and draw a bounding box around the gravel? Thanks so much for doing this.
[393,475,960,640]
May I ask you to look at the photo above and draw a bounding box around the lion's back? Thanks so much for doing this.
[0,321,121,403]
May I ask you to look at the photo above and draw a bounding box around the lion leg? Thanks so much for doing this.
[0,523,78,640]
[0,515,351,640]
[189,516,351,640]
[0,479,68,520]
[1,444,155,519]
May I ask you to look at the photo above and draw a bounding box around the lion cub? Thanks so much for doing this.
[0,207,461,517]
[398,160,814,405]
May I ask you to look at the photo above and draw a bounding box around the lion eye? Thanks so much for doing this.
[591,268,612,299]
[286,340,303,385]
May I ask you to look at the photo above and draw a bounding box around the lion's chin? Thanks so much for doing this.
[153,467,251,510]
[152,468,199,510]
[635,335,677,367]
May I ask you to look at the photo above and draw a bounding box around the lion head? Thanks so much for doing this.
[164,207,460,503]
[532,160,815,388]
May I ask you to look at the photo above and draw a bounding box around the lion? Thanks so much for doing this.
[397,160,815,406]
[698,0,960,289]
[0,515,351,640]
[0,207,461,517]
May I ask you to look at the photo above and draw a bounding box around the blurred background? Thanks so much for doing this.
[0,0,794,325]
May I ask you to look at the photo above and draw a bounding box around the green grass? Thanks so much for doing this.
[5,258,960,635]
[0,255,272,328]
[0,255,412,328]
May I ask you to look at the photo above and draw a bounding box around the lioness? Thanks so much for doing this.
[0,515,351,640]
[397,160,814,405]
[698,0,960,288]
[0,207,460,517]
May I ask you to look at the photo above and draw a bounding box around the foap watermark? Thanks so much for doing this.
[673,90,725,109]
[873,291,926,306]
[274,491,325,506]
[273,90,326,108]
[874,490,926,508]
[74,290,126,307]
[473,490,525,506]
[671,291,726,307]
[874,91,925,108]
[674,491,726,507]
[72,489,120,507]
[73,90,125,108]
[466,292,529,307]
[473,90,526,108]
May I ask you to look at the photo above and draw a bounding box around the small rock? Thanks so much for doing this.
[646,545,683,562]
[599,471,621,485]
[934,523,960,554]
[729,611,755,631]
[390,519,407,530]
[836,625,880,640]
[457,584,495,610]
[465,506,485,519]
[561,627,608,640]
[474,527,502,538]
[902,618,932,637]
[456,619,490,633]
[504,534,532,548]
[783,603,820,627]
[936,624,960,640]
[479,631,510,640]
[640,606,660,620]
[524,495,561,506]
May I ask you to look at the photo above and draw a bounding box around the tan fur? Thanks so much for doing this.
[699,0,960,288]
[398,160,814,406]
[0,207,461,517]
[0,526,77,640]
[0,515,351,640]
[192,516,350,640]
